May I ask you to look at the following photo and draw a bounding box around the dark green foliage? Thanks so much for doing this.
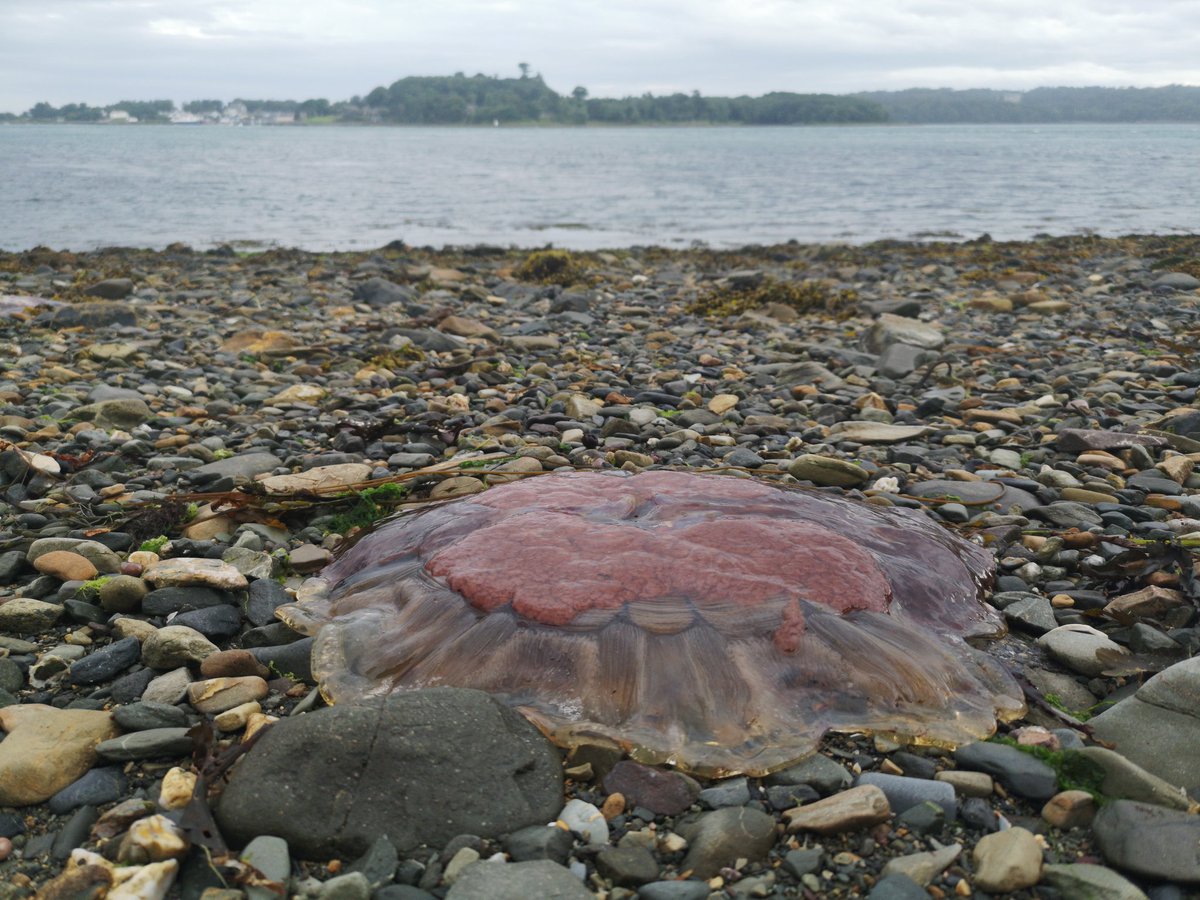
[859,85,1200,123]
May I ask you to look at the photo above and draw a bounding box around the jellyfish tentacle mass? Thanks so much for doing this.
[278,470,1024,777]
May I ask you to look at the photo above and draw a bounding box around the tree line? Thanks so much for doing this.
[10,74,1200,125]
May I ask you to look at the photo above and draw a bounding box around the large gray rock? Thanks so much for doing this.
[678,807,778,878]
[1091,800,1200,884]
[1041,863,1149,900]
[216,688,564,857]
[864,313,945,353]
[1089,657,1200,790]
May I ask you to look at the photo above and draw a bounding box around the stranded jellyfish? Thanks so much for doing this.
[279,470,1024,776]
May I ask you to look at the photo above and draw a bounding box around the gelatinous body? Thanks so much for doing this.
[280,471,1024,776]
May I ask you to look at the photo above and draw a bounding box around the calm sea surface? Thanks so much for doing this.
[1,123,1198,251]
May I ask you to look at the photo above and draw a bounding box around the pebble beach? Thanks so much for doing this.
[1,235,1199,899]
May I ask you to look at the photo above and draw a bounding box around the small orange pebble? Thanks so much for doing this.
[601,792,626,820]
[326,859,342,874]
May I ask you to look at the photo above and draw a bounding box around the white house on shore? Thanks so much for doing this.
[104,109,138,123]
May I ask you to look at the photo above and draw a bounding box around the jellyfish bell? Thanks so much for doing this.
[279,470,1025,777]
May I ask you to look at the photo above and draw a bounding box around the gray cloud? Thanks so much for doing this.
[2,0,1199,113]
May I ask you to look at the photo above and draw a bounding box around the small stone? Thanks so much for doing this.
[141,666,194,704]
[201,648,271,679]
[289,544,332,573]
[0,597,64,632]
[768,754,852,794]
[34,550,98,582]
[679,807,777,879]
[260,463,372,494]
[856,773,955,820]
[971,827,1042,892]
[241,835,291,900]
[595,845,659,887]
[144,558,248,591]
[881,843,962,887]
[788,454,870,486]
[503,826,573,865]
[159,767,197,811]
[1041,863,1150,900]
[186,675,269,714]
[0,704,119,805]
[118,814,189,862]
[96,727,195,761]
[559,799,609,845]
[933,770,993,798]
[603,761,700,815]
[953,741,1058,800]
[317,871,371,900]
[784,785,891,834]
[443,859,592,900]
[97,574,149,613]
[69,636,142,684]
[214,701,262,732]
[1041,789,1097,829]
[48,767,128,815]
[141,625,220,669]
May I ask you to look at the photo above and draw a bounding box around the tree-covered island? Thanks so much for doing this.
[7,67,1200,125]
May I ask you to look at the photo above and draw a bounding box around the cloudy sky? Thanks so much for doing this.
[3,0,1198,114]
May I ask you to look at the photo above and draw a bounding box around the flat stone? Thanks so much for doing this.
[186,676,269,714]
[1091,800,1200,884]
[244,578,292,626]
[1105,585,1186,623]
[1038,624,1131,677]
[827,422,932,443]
[767,754,852,794]
[881,843,961,887]
[95,727,195,761]
[48,766,128,815]
[503,826,573,865]
[864,313,945,353]
[444,860,591,900]
[787,454,869,486]
[69,636,141,684]
[1041,863,1150,900]
[602,760,700,816]
[0,704,119,805]
[141,666,194,704]
[595,845,659,887]
[268,384,328,405]
[112,701,189,732]
[952,742,1058,800]
[34,550,98,582]
[142,585,228,616]
[216,688,564,857]
[25,534,105,572]
[784,784,891,834]
[0,597,64,632]
[141,625,220,669]
[679,806,777,878]
[933,770,993,798]
[1041,789,1097,829]
[143,558,248,591]
[190,452,282,485]
[85,277,134,299]
[856,773,955,820]
[97,575,149,613]
[1055,429,1167,454]
[241,835,292,900]
[972,827,1042,892]
[259,463,372,494]
[73,397,153,429]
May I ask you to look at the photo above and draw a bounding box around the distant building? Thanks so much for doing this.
[1002,93,1023,104]
[105,109,138,123]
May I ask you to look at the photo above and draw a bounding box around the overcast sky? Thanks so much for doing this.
[3,0,1199,113]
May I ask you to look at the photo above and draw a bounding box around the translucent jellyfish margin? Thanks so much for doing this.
[278,470,1026,777]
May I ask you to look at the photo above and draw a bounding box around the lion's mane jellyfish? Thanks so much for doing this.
[279,471,1024,776]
